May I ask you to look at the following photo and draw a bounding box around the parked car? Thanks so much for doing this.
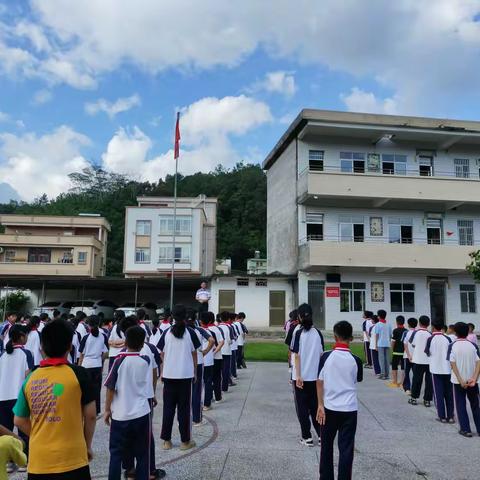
[69,299,118,320]
[116,302,157,321]
[32,301,76,317]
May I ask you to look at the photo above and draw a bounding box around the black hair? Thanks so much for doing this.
[468,323,475,331]
[237,312,246,319]
[431,320,444,331]
[151,317,160,335]
[41,320,74,358]
[125,325,146,351]
[67,314,75,320]
[229,312,236,321]
[39,312,49,322]
[26,315,41,333]
[114,309,126,336]
[120,316,138,334]
[60,313,68,321]
[407,317,418,329]
[5,324,27,354]
[220,311,230,323]
[207,312,215,325]
[289,310,298,320]
[396,315,405,325]
[101,318,110,327]
[52,309,61,318]
[371,315,378,324]
[200,311,210,326]
[136,308,146,321]
[76,311,87,320]
[454,321,469,339]
[377,309,387,320]
[6,311,17,319]
[333,321,353,341]
[88,315,100,337]
[297,303,313,331]
[364,310,373,319]
[418,315,430,327]
[448,324,455,329]
[171,304,187,339]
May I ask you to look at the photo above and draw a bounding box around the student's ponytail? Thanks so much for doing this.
[171,304,187,339]
[88,315,100,337]
[152,318,160,336]
[297,303,314,331]
[5,339,13,354]
[5,324,27,354]
[26,316,41,333]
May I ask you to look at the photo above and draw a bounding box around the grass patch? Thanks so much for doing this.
[244,342,366,363]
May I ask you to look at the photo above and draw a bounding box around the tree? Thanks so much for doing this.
[466,251,480,281]
[0,290,30,318]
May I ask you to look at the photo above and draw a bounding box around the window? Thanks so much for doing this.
[77,251,87,265]
[339,215,364,242]
[454,159,470,178]
[340,283,366,312]
[458,220,474,246]
[390,283,415,312]
[388,217,413,244]
[4,249,15,262]
[382,154,407,175]
[255,278,268,287]
[159,215,192,235]
[309,150,324,171]
[136,220,151,235]
[59,250,73,263]
[340,152,365,173]
[418,155,434,176]
[135,247,151,263]
[237,278,249,286]
[426,218,442,245]
[158,244,191,263]
[306,211,324,240]
[460,285,476,313]
[28,248,51,263]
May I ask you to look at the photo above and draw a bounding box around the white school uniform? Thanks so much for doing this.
[369,325,377,350]
[425,332,452,375]
[290,326,325,381]
[230,324,238,352]
[0,346,34,401]
[159,321,172,334]
[108,327,125,358]
[410,328,431,365]
[207,325,224,360]
[403,329,415,359]
[141,342,161,399]
[448,334,457,342]
[104,352,152,421]
[149,328,162,348]
[218,324,232,355]
[138,321,151,341]
[0,322,14,347]
[194,326,211,365]
[318,347,363,411]
[447,339,480,384]
[37,321,46,332]
[76,321,89,340]
[79,332,108,368]
[363,319,373,342]
[234,322,245,346]
[158,327,201,379]
[25,329,43,366]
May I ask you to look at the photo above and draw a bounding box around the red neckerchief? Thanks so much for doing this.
[40,357,69,367]
[13,345,24,350]
[161,320,170,324]
[432,332,444,335]
[379,318,386,324]
[219,322,229,326]
[139,321,145,325]
[117,352,140,358]
[333,342,350,351]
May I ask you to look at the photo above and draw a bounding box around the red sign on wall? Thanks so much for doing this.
[326,286,340,297]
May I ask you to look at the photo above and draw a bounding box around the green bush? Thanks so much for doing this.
[0,290,30,319]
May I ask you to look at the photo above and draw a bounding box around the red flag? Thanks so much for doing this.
[174,112,181,159]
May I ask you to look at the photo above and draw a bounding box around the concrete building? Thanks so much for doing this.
[123,195,217,278]
[247,251,267,275]
[264,109,480,331]
[0,214,110,277]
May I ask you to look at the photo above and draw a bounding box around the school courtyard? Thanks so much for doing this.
[11,361,478,480]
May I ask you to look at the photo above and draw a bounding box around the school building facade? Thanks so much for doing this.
[264,109,480,332]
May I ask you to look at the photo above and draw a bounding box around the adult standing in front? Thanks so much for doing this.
[195,282,211,314]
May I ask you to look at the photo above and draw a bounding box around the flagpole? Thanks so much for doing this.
[169,112,180,312]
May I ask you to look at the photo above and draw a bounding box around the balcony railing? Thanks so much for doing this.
[300,164,480,180]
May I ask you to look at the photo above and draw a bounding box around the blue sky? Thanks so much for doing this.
[1,0,480,201]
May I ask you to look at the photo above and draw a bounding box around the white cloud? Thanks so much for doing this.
[33,89,53,105]
[0,111,9,122]
[341,88,399,115]
[102,94,272,181]
[85,94,141,118]
[250,71,297,97]
[13,21,51,53]
[0,126,90,201]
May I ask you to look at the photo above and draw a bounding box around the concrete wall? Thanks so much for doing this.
[267,140,299,275]
[210,276,295,328]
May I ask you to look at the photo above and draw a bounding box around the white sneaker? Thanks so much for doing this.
[300,438,314,447]
[193,419,207,427]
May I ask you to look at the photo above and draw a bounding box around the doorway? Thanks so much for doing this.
[218,290,235,313]
[308,280,325,329]
[429,282,446,324]
[269,291,286,327]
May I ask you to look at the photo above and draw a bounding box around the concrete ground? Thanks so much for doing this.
[11,362,480,479]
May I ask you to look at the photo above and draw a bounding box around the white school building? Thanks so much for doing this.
[264,109,480,332]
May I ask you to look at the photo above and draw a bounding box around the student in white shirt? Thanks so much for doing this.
[217,311,233,393]
[75,311,89,340]
[290,303,324,447]
[0,312,18,354]
[79,315,108,416]
[402,317,417,394]
[137,309,152,341]
[425,321,454,422]
[108,313,126,372]
[361,310,374,368]
[316,320,362,480]
[369,316,381,375]
[235,312,248,369]
[447,324,457,342]
[408,315,433,407]
[149,317,162,347]
[204,313,225,407]
[104,326,166,480]
[187,311,214,426]
[229,312,239,382]
[448,322,480,437]
[25,316,43,367]
[158,304,201,451]
[0,325,33,451]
